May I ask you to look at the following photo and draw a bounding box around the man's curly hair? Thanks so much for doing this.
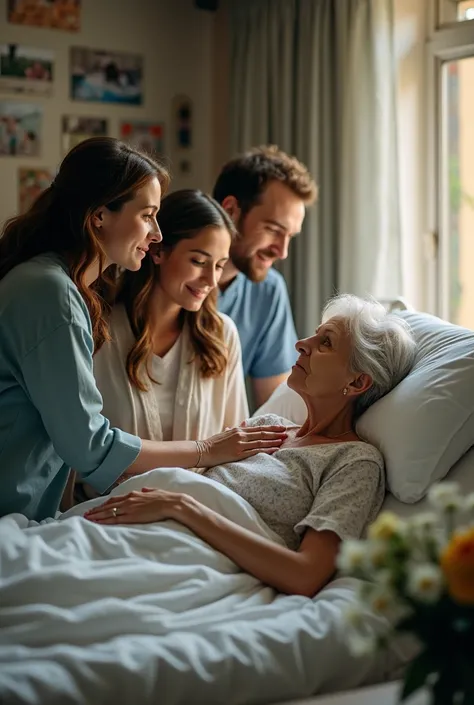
[212,145,317,217]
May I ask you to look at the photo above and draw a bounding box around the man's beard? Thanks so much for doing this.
[230,249,269,283]
[230,215,273,283]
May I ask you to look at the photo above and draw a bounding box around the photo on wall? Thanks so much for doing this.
[18,167,53,214]
[171,94,193,175]
[120,121,164,157]
[172,95,193,149]
[0,102,42,156]
[61,115,108,155]
[70,47,143,105]
[7,0,81,32]
[0,44,54,97]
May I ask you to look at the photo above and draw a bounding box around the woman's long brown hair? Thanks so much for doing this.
[0,137,169,350]
[116,189,236,391]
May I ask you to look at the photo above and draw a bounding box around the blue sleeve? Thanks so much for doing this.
[249,275,298,379]
[20,321,141,493]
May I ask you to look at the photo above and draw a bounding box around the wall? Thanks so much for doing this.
[0,0,214,226]
[211,0,230,179]
[393,0,429,310]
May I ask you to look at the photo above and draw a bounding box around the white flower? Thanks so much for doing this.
[375,568,395,588]
[408,511,439,534]
[342,602,366,629]
[365,540,390,570]
[337,540,367,574]
[427,482,462,512]
[347,632,377,657]
[367,586,397,617]
[406,512,444,558]
[406,564,444,603]
[464,493,474,515]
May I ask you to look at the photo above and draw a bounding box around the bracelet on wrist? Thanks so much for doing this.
[195,440,204,467]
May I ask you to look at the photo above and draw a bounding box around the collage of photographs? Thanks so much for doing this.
[1,0,174,213]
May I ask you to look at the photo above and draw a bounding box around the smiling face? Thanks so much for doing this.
[227,180,305,282]
[152,224,231,312]
[94,176,163,271]
[288,317,357,400]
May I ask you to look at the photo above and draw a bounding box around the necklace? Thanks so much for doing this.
[327,429,354,440]
[289,427,356,444]
[284,427,356,450]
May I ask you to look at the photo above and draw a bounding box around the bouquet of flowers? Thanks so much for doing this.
[337,482,474,705]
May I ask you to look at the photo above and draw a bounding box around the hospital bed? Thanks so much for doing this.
[0,300,473,705]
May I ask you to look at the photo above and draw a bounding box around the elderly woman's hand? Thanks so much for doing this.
[84,487,184,525]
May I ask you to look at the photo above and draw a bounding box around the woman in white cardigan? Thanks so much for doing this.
[70,190,249,504]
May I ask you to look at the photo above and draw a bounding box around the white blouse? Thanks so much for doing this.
[150,336,182,441]
[93,305,249,443]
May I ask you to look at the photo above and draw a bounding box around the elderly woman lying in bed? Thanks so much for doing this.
[85,294,416,597]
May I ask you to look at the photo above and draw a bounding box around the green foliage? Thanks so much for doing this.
[449,154,474,212]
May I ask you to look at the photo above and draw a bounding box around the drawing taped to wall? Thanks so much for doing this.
[0,44,54,96]
[0,102,42,156]
[7,0,81,32]
[61,115,108,155]
[70,47,143,105]
[120,121,164,156]
[18,167,53,213]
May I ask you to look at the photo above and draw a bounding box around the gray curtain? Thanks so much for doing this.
[229,0,400,337]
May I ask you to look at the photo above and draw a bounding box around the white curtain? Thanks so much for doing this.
[229,0,400,336]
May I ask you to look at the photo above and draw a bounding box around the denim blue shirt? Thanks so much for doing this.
[218,268,298,378]
[0,254,141,520]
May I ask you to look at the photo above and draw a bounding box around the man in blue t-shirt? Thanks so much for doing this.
[213,146,318,407]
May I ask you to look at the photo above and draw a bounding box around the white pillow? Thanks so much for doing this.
[357,310,474,502]
[381,446,474,519]
[254,381,306,425]
[255,311,474,504]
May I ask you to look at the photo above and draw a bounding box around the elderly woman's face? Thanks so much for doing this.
[288,316,354,399]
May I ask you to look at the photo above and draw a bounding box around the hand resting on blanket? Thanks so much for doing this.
[86,295,416,598]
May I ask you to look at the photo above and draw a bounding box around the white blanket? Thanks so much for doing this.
[0,469,407,705]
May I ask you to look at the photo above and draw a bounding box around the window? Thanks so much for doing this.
[441,57,474,326]
[438,0,474,25]
[429,2,474,323]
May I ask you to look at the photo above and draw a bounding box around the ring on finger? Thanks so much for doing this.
[112,506,119,518]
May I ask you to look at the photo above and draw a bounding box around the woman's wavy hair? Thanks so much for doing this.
[0,136,169,350]
[117,189,236,391]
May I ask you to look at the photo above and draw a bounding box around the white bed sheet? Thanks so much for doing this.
[0,468,409,705]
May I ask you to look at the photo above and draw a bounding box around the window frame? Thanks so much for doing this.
[438,0,474,27]
[427,3,474,318]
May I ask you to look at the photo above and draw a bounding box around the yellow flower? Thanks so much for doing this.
[440,527,474,605]
[368,512,404,542]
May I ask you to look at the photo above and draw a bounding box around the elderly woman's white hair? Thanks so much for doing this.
[322,294,416,418]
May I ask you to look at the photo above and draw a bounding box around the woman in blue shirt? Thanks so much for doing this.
[0,137,286,521]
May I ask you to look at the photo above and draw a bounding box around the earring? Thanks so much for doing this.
[343,388,348,396]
